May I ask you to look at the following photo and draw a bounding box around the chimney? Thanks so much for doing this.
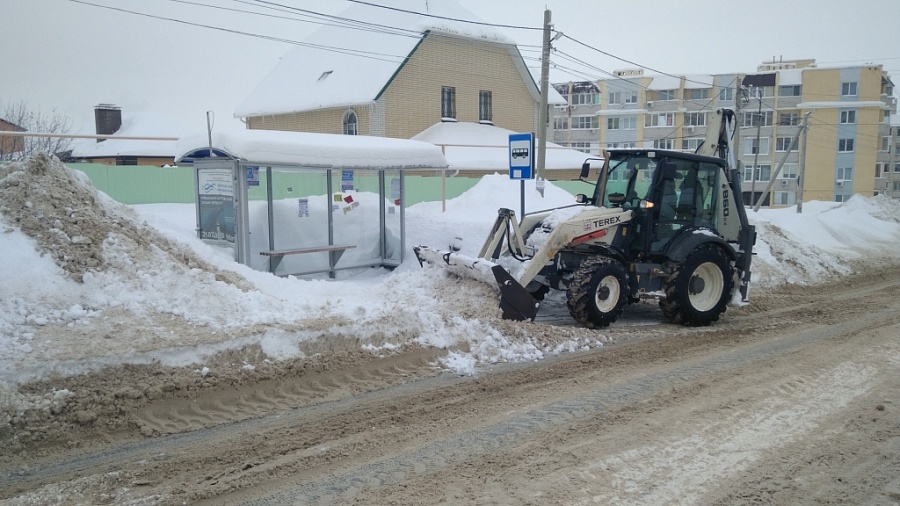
[94,104,122,142]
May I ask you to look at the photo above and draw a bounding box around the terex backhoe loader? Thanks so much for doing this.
[415,108,756,328]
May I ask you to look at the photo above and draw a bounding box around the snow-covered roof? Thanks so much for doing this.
[176,129,448,169]
[70,111,184,158]
[412,121,588,170]
[778,69,804,86]
[683,75,715,89]
[647,75,682,91]
[234,0,520,118]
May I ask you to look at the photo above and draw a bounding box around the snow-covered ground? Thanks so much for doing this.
[2,154,900,394]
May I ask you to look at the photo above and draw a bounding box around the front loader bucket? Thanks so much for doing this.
[414,245,539,321]
[492,265,539,321]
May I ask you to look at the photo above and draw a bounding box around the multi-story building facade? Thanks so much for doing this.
[877,120,900,198]
[550,59,897,206]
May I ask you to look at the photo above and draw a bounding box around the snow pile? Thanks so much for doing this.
[2,155,900,393]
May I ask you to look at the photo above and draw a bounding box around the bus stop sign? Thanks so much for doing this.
[508,133,534,180]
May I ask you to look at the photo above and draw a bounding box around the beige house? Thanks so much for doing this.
[0,118,26,158]
[234,0,547,141]
[70,105,179,166]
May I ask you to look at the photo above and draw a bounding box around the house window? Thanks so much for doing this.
[607,117,620,130]
[744,137,770,155]
[884,111,891,124]
[479,90,492,123]
[115,156,138,166]
[342,110,358,135]
[718,87,733,101]
[622,116,637,130]
[839,110,856,124]
[775,137,794,152]
[572,116,599,129]
[835,194,848,203]
[553,117,569,130]
[441,86,456,120]
[684,112,706,126]
[895,163,900,173]
[570,142,593,153]
[881,136,891,152]
[841,81,858,96]
[688,88,709,100]
[645,113,675,127]
[571,92,599,105]
[608,91,622,105]
[780,163,798,179]
[625,91,638,104]
[838,138,854,152]
[744,165,771,181]
[779,112,800,126]
[741,111,773,127]
[876,163,883,177]
[774,191,795,206]
[837,167,853,181]
[657,90,676,101]
[778,85,801,97]
[894,181,900,191]
[652,138,674,150]
[681,138,703,152]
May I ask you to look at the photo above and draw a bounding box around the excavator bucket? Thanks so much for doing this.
[492,265,539,321]
[413,246,539,321]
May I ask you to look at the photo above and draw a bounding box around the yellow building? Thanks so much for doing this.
[551,59,897,206]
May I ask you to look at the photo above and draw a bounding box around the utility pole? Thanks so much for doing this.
[733,77,743,198]
[796,111,812,213]
[535,8,552,197]
[752,112,808,212]
[749,87,763,207]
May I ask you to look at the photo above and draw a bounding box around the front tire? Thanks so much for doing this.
[660,245,734,326]
[566,257,629,328]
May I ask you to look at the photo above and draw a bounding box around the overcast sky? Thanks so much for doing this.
[4,0,899,136]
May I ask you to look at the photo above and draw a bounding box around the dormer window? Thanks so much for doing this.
[343,110,358,135]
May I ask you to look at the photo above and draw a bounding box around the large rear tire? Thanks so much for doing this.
[566,257,629,328]
[660,244,734,326]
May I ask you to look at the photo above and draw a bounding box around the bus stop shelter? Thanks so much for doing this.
[176,129,448,277]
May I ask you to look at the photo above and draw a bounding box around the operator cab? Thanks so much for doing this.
[593,150,724,257]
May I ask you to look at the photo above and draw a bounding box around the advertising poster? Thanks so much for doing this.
[341,169,354,191]
[197,167,235,246]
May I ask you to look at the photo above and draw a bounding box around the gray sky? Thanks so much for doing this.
[4,0,899,135]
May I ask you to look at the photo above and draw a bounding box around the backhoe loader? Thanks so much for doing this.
[415,109,755,328]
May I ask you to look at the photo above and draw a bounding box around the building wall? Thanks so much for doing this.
[381,32,536,139]
[79,156,175,166]
[246,105,373,136]
[550,61,897,206]
[244,33,537,140]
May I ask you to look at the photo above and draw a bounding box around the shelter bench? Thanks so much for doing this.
[260,244,356,276]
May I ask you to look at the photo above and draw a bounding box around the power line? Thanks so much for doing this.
[343,0,544,31]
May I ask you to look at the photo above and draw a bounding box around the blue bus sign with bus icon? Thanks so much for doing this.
[508,133,534,179]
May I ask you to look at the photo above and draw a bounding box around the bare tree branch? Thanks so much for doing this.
[0,100,73,161]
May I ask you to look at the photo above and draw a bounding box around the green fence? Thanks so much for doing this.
[67,163,587,206]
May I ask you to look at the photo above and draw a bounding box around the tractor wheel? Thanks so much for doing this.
[566,257,629,328]
[660,244,734,326]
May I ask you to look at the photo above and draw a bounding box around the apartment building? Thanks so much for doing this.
[550,59,897,206]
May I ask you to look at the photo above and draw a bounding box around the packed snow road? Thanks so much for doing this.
[2,268,899,505]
